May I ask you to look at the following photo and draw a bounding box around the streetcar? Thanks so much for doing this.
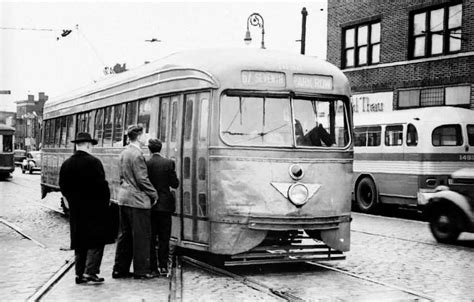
[353,106,474,213]
[0,124,15,179]
[41,48,353,264]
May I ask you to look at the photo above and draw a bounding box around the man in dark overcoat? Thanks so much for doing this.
[59,132,113,284]
[146,138,179,276]
[113,125,158,279]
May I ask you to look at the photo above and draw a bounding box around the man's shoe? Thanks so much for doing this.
[84,274,104,284]
[75,275,88,284]
[112,271,133,279]
[133,273,155,279]
[159,267,169,277]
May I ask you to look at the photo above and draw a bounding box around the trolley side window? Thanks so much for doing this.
[54,118,61,147]
[66,115,75,148]
[385,125,403,146]
[44,120,51,147]
[113,104,125,147]
[60,117,67,147]
[94,108,105,147]
[103,107,113,147]
[432,124,463,146]
[468,125,474,146]
[1,134,13,152]
[138,99,152,138]
[125,101,138,130]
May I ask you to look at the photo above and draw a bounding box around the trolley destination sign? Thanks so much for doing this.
[293,74,333,90]
[241,70,286,87]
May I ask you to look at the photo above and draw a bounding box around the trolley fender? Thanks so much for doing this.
[424,190,474,229]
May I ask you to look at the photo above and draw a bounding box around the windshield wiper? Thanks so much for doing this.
[222,130,246,136]
[257,124,288,136]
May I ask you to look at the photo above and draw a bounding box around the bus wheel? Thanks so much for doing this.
[356,177,378,213]
[429,208,461,243]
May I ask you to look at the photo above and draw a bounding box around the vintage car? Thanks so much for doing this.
[13,149,27,166]
[21,151,42,174]
[419,168,474,243]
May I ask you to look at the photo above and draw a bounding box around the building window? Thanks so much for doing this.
[410,3,462,59]
[398,85,470,109]
[343,21,380,68]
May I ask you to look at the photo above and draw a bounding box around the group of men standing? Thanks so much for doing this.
[59,125,179,284]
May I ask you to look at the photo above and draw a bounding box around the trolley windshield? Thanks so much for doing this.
[220,94,350,148]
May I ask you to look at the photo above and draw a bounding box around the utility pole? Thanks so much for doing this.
[300,7,308,55]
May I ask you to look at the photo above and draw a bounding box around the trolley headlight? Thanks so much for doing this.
[287,183,309,206]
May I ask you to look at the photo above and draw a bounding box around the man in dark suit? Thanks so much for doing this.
[146,138,179,276]
[59,132,114,284]
[113,125,158,279]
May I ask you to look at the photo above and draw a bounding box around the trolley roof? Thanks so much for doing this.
[354,106,474,127]
[44,48,350,118]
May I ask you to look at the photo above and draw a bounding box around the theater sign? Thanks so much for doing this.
[351,92,393,116]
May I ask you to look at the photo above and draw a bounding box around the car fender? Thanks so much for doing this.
[425,190,474,230]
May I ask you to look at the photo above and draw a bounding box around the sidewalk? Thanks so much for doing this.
[42,244,170,302]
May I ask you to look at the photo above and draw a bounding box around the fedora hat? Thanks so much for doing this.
[71,132,98,145]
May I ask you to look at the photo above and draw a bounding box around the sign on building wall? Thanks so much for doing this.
[351,92,393,116]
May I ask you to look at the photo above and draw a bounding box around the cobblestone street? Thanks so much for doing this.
[1,168,473,301]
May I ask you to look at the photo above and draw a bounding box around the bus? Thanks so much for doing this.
[353,106,474,213]
[0,124,15,179]
[41,48,353,263]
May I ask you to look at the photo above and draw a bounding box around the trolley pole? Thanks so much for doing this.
[300,7,308,55]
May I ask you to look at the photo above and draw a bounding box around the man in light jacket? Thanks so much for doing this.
[113,125,158,279]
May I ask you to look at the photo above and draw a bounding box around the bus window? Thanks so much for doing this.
[354,127,367,146]
[160,101,168,142]
[138,99,152,138]
[468,125,474,146]
[367,126,381,146]
[407,123,418,146]
[113,104,125,146]
[66,115,74,148]
[199,98,209,141]
[432,124,463,146]
[60,117,67,147]
[385,125,403,146]
[170,100,178,142]
[103,106,113,146]
[125,101,138,130]
[221,96,292,146]
[94,108,104,146]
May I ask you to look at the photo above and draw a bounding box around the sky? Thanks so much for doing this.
[0,0,328,112]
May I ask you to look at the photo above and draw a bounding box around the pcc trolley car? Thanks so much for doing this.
[0,124,15,179]
[41,49,353,264]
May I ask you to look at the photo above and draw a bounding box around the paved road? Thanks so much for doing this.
[1,169,473,301]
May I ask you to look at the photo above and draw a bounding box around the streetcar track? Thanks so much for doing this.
[180,255,302,301]
[27,255,75,302]
[174,255,434,302]
[309,261,435,301]
[0,217,47,248]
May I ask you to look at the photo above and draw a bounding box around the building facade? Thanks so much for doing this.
[0,111,16,127]
[327,0,473,116]
[15,92,48,150]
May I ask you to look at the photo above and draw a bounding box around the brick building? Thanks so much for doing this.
[15,92,48,150]
[327,0,473,116]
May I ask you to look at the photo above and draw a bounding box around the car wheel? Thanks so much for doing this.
[22,167,25,174]
[429,208,461,243]
[356,177,378,213]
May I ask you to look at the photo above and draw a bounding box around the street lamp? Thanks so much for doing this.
[244,13,265,49]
